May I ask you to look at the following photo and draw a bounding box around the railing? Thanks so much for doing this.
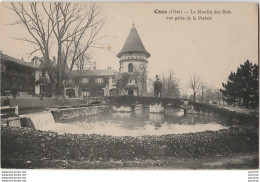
[2,70,34,79]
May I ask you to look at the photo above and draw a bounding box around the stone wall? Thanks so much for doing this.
[189,101,259,125]
[105,95,185,108]
[51,105,111,122]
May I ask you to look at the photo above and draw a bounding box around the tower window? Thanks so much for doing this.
[128,63,133,72]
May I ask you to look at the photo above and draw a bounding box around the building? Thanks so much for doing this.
[117,24,151,96]
[67,68,118,98]
[31,56,53,97]
[0,51,35,97]
[0,51,117,98]
[1,24,149,98]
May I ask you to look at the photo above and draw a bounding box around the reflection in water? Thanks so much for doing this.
[40,108,229,137]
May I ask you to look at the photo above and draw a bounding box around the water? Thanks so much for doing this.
[40,109,229,137]
[28,112,56,130]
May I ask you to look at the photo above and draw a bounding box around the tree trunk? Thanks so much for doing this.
[193,91,196,102]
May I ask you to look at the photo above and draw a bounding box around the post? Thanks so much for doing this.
[15,105,19,115]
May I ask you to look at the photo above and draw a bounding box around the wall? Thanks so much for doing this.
[120,59,147,73]
[51,105,111,122]
[105,95,184,107]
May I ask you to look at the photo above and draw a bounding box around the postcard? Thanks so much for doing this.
[0,2,258,180]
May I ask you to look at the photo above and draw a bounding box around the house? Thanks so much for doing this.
[31,56,53,97]
[67,68,118,98]
[0,51,35,97]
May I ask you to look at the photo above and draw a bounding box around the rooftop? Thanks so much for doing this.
[1,53,35,68]
[117,25,151,58]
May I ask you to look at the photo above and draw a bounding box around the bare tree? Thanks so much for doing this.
[213,89,223,106]
[161,70,180,98]
[9,2,105,98]
[133,63,148,96]
[188,73,202,102]
[200,82,206,102]
[205,87,213,103]
[74,50,94,72]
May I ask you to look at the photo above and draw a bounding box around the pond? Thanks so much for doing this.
[41,108,229,136]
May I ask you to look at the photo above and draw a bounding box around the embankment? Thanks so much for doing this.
[1,125,258,168]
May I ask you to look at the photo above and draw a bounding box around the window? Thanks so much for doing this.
[83,91,90,97]
[128,90,134,95]
[128,63,133,72]
[95,78,104,83]
[82,77,89,84]
[39,71,46,77]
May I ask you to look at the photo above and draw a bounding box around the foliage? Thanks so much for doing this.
[117,72,131,91]
[220,60,259,107]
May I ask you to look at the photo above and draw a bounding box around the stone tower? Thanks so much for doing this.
[117,24,151,96]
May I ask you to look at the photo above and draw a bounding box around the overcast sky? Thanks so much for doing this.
[0,3,258,94]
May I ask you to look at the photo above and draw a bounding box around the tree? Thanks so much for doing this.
[117,72,131,95]
[220,60,259,108]
[134,63,148,96]
[161,70,180,98]
[74,50,95,72]
[10,2,105,98]
[188,73,202,102]
[213,89,223,106]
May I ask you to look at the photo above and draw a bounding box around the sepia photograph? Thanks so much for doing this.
[0,1,258,173]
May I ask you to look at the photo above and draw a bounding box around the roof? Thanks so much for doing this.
[1,53,35,68]
[71,69,118,77]
[117,25,151,58]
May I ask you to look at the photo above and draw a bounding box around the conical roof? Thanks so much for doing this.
[117,25,151,58]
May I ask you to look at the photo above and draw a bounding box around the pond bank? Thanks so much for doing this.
[1,125,258,169]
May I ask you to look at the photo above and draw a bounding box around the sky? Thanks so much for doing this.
[0,2,258,95]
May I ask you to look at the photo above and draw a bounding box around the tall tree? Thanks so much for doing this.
[161,70,180,98]
[220,60,259,107]
[188,73,202,102]
[10,2,105,98]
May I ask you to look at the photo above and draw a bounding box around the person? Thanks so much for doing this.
[3,96,10,106]
[11,87,17,99]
